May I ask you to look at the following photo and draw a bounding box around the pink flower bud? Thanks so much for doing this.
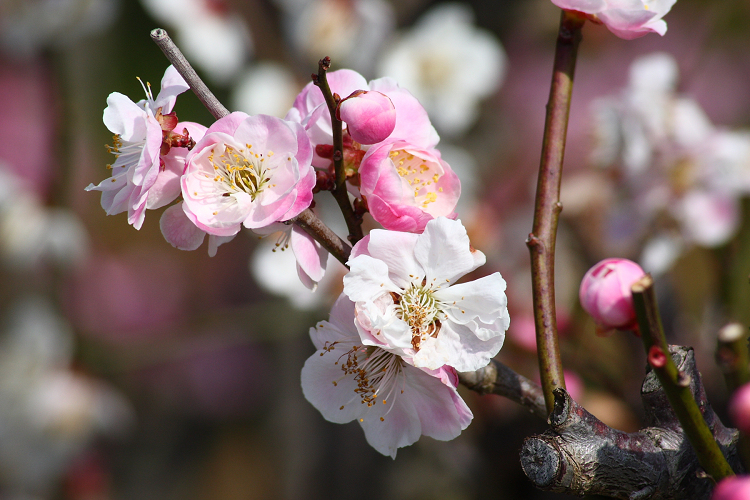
[337,90,396,145]
[579,258,645,333]
[729,382,750,434]
[712,476,750,500]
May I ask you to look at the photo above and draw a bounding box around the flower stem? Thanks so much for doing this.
[150,29,230,119]
[631,274,735,481]
[313,57,364,246]
[289,209,352,268]
[527,10,585,413]
[150,31,352,264]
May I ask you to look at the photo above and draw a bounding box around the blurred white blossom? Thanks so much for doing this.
[377,3,507,137]
[0,297,133,496]
[230,62,301,118]
[0,0,119,58]
[278,0,394,77]
[590,52,750,270]
[0,164,89,269]
[140,0,252,84]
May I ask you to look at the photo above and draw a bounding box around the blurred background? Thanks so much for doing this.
[0,0,749,498]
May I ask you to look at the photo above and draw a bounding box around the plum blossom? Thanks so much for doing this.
[277,0,394,76]
[181,112,315,238]
[589,53,750,272]
[301,294,472,458]
[377,3,507,137]
[286,69,439,169]
[85,66,202,230]
[343,217,509,372]
[579,258,644,335]
[337,90,396,145]
[550,0,677,40]
[252,223,328,290]
[359,140,461,232]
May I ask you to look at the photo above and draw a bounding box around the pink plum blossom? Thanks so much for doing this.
[343,217,509,372]
[712,476,750,500]
[85,66,195,229]
[729,382,750,435]
[286,69,439,169]
[550,0,677,40]
[358,140,461,232]
[181,112,315,237]
[159,202,236,257]
[301,294,472,458]
[579,258,645,334]
[337,90,396,145]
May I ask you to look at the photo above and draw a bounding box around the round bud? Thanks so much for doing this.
[337,90,396,145]
[579,258,645,333]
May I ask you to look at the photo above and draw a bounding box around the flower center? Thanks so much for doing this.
[390,149,443,210]
[394,283,444,351]
[210,145,273,201]
[105,134,146,173]
[324,341,404,414]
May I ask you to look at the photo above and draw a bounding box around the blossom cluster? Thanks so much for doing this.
[86,64,510,456]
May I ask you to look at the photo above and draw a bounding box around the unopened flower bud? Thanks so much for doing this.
[337,90,396,145]
[579,258,645,333]
[712,475,750,500]
[729,382,750,435]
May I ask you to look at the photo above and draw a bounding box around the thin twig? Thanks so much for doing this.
[716,322,750,393]
[313,57,364,245]
[290,209,351,267]
[632,274,735,481]
[459,360,547,420]
[150,28,230,119]
[527,10,585,413]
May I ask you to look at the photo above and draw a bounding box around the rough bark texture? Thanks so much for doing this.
[520,346,742,499]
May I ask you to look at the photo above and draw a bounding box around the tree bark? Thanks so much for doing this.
[520,346,742,499]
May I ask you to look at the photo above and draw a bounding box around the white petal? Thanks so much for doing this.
[362,229,422,288]
[413,218,477,284]
[343,255,401,302]
[437,273,508,329]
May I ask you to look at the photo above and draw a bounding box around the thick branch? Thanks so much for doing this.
[459,360,547,420]
[313,58,364,245]
[527,10,585,413]
[632,275,735,481]
[150,29,230,119]
[520,347,742,499]
[290,209,351,267]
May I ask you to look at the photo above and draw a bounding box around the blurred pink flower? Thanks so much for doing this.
[729,382,750,435]
[712,476,750,500]
[343,217,509,372]
[337,90,396,145]
[359,140,460,232]
[579,258,645,334]
[181,112,314,236]
[85,66,194,229]
[550,0,677,40]
[301,294,472,458]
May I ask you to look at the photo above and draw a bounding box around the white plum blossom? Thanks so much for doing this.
[85,65,199,230]
[377,3,507,137]
[343,217,509,372]
[301,294,472,458]
[589,53,750,270]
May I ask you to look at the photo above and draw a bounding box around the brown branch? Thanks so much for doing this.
[520,346,743,499]
[312,57,364,245]
[150,29,230,119]
[527,10,585,413]
[632,274,735,481]
[459,360,547,420]
[289,209,351,267]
